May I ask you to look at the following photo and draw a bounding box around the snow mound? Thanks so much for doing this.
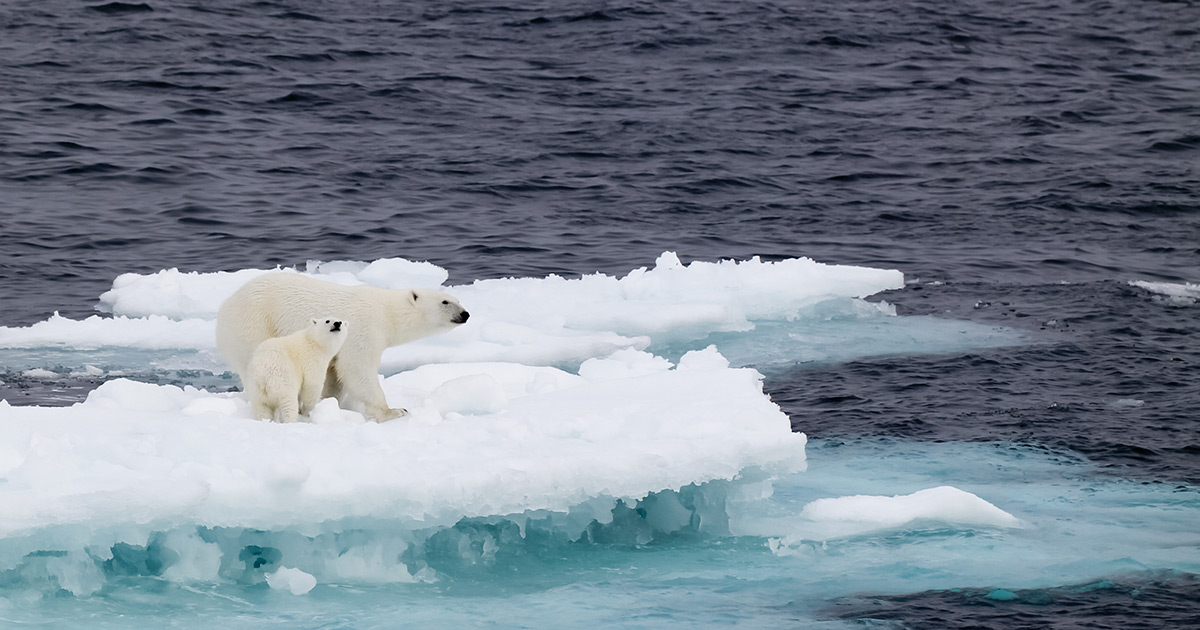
[0,348,803,538]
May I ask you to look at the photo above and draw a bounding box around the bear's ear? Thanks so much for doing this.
[411,290,419,302]
[311,317,319,326]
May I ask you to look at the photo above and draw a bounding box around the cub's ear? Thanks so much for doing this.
[411,290,419,302]
[310,317,319,325]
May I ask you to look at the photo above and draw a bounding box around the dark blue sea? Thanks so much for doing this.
[2,0,1199,627]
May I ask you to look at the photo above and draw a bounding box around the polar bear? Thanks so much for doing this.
[216,272,469,421]
[246,317,348,424]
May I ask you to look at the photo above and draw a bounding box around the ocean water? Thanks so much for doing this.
[2,0,1199,628]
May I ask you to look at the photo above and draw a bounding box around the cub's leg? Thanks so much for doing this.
[297,363,328,417]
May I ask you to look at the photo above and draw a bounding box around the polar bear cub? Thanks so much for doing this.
[246,317,348,423]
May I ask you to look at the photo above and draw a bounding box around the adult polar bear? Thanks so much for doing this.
[217,273,469,421]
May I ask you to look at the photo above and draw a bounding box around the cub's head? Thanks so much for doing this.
[410,289,470,330]
[308,317,348,354]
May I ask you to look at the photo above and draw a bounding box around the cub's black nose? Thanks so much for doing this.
[331,320,342,331]
[456,311,470,324]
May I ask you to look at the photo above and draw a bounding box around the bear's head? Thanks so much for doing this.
[309,317,349,355]
[410,289,470,330]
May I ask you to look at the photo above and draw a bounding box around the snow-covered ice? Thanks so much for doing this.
[0,252,1016,376]
[0,347,803,538]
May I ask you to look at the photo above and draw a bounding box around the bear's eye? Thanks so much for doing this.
[442,300,449,305]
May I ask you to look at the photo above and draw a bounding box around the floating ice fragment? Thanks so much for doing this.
[70,364,105,377]
[766,486,1022,547]
[265,566,316,595]
[1129,280,1200,306]
[986,588,1020,601]
[800,486,1022,529]
[22,368,56,379]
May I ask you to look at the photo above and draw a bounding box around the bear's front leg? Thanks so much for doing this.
[370,404,409,422]
[359,379,408,422]
[275,398,300,424]
[251,400,275,422]
[332,349,407,422]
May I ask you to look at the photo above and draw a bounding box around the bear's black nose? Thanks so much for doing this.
[455,311,470,324]
[331,320,342,331]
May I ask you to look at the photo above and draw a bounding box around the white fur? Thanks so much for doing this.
[245,317,348,423]
[216,273,469,421]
